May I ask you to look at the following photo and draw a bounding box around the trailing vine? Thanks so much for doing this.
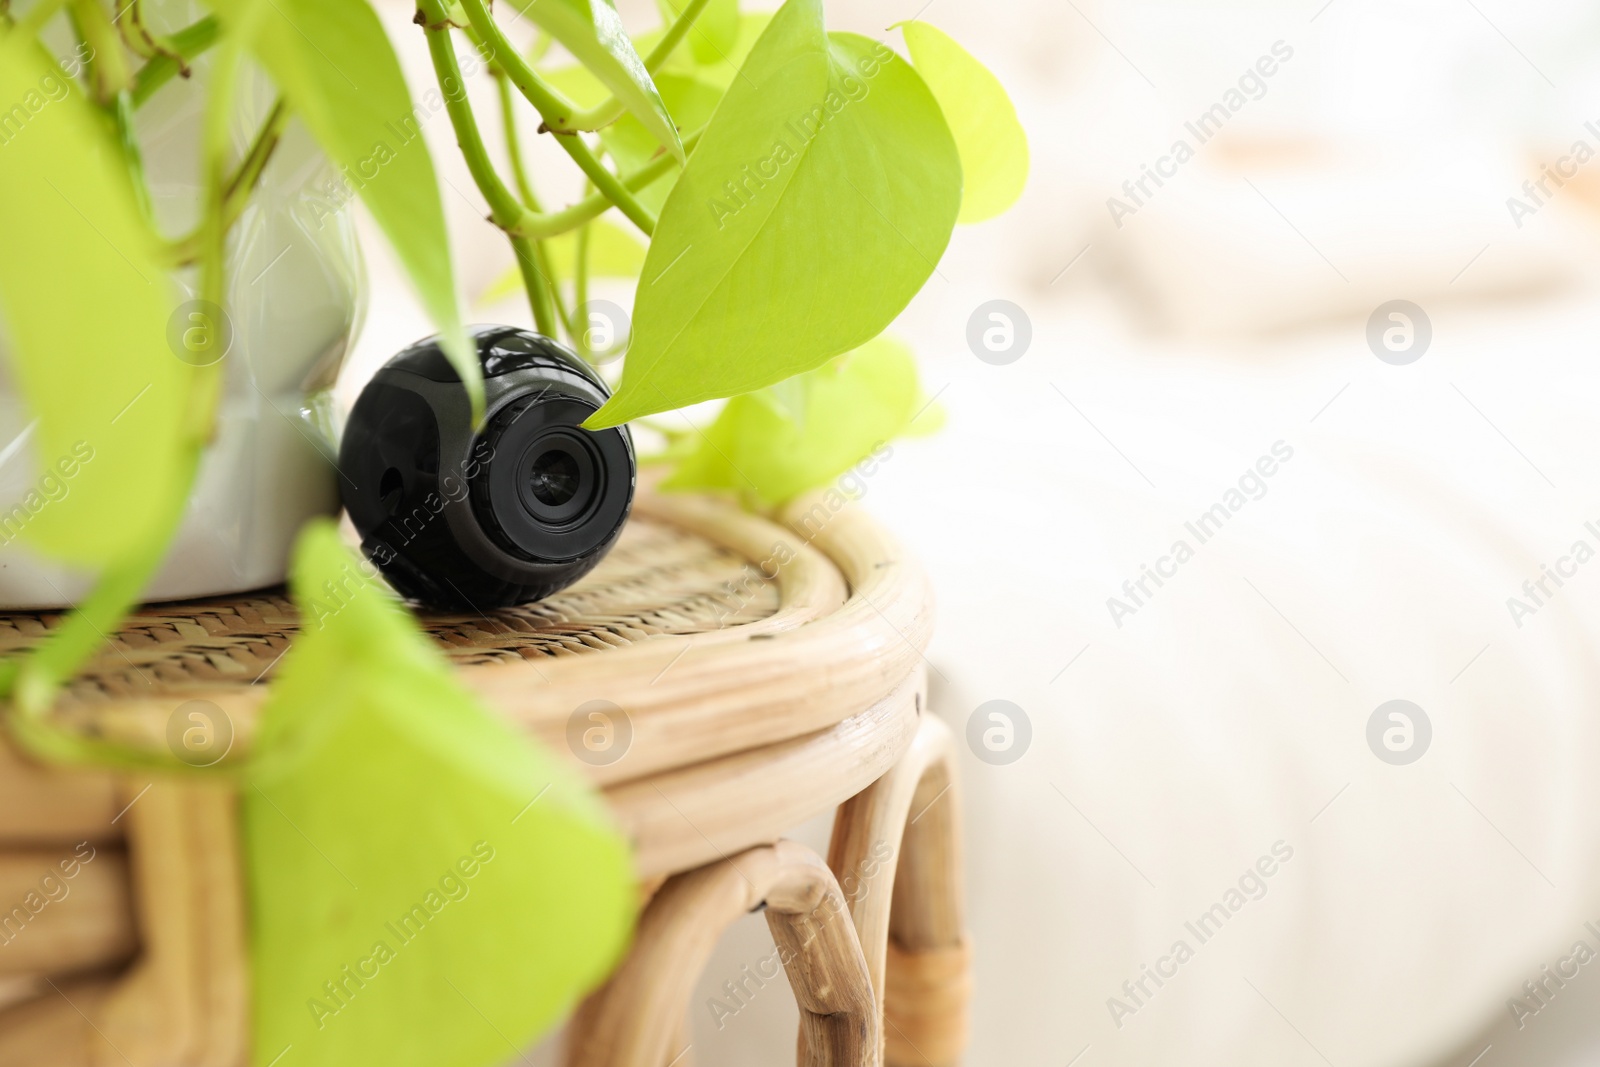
[0,1,1026,1060]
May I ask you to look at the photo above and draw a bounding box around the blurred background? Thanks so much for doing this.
[352,0,1600,1063]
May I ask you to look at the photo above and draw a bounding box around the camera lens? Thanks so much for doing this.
[529,448,579,507]
[513,429,600,528]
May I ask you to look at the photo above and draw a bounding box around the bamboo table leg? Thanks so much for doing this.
[566,840,879,1067]
[827,713,970,1067]
[0,777,248,1067]
[94,779,248,1067]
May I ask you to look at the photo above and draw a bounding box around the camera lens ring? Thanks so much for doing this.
[516,430,600,525]
[469,393,633,564]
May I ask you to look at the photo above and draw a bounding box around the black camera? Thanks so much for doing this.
[339,325,635,611]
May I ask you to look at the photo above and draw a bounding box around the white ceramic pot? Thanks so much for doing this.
[0,53,361,608]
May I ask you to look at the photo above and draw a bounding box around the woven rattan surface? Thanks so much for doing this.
[0,515,779,714]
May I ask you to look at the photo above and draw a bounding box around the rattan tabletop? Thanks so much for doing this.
[0,513,780,714]
[0,489,932,878]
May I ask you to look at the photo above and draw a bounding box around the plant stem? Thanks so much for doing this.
[67,6,151,227]
[574,207,591,313]
[510,236,557,336]
[555,135,657,235]
[117,0,187,76]
[535,239,572,339]
[67,0,131,103]
[647,0,717,68]
[508,127,698,239]
[496,70,542,211]
[224,97,288,206]
[17,0,67,35]
[115,0,158,58]
[451,0,575,120]
[420,0,568,333]
[546,0,713,134]
[419,2,540,229]
[454,0,658,235]
[568,216,593,358]
[191,33,238,435]
[112,90,154,225]
[129,16,217,107]
[421,0,696,243]
[163,98,288,265]
[552,277,580,347]
[495,72,574,337]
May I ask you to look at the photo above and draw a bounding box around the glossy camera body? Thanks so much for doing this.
[339,325,634,611]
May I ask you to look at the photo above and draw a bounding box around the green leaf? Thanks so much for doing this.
[480,218,647,303]
[661,334,931,505]
[640,12,770,91]
[657,0,738,65]
[246,522,634,1067]
[508,0,683,163]
[566,217,648,277]
[587,0,960,427]
[0,30,191,567]
[898,20,1028,224]
[540,57,608,107]
[198,0,480,415]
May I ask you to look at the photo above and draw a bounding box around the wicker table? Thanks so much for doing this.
[0,490,968,1067]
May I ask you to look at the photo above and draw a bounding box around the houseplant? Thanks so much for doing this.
[0,0,1025,1063]
[0,13,362,608]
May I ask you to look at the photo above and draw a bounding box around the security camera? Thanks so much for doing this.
[339,325,635,611]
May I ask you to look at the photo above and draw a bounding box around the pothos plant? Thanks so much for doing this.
[0,0,1025,1063]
